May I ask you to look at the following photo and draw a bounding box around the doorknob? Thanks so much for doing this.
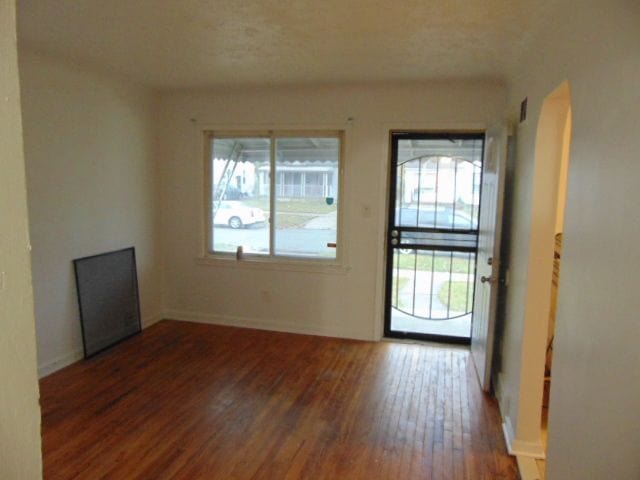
[480,275,495,284]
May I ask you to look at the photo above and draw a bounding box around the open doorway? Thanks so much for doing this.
[537,85,572,478]
[510,82,572,478]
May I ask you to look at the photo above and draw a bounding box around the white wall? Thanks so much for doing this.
[0,0,42,477]
[497,0,640,477]
[19,50,162,376]
[158,82,505,340]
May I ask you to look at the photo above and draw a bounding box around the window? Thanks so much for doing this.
[206,131,342,261]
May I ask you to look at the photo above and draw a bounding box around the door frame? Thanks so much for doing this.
[383,130,485,344]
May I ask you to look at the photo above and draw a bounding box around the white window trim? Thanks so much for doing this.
[194,255,350,275]
[199,127,348,271]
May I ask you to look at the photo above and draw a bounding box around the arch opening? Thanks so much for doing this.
[513,81,572,473]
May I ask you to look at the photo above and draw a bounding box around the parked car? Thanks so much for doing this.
[213,201,266,229]
[396,207,474,230]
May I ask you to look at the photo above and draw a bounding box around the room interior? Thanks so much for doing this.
[2,1,640,479]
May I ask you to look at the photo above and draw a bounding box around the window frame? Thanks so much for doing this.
[202,129,345,267]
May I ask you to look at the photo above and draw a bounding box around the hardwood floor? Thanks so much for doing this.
[40,320,519,479]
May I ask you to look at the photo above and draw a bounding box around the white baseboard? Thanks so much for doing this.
[517,455,542,480]
[512,438,546,459]
[503,416,546,459]
[498,377,545,480]
[502,417,516,455]
[163,309,372,341]
[38,314,161,378]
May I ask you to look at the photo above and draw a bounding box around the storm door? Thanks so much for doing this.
[384,133,484,343]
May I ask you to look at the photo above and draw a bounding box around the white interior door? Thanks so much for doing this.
[471,123,508,391]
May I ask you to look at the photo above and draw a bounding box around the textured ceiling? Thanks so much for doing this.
[17,0,551,90]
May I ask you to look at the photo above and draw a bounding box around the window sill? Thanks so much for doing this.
[195,255,351,275]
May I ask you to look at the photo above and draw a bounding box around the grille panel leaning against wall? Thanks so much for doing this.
[74,247,141,358]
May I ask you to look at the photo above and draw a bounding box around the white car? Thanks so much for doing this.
[213,201,266,229]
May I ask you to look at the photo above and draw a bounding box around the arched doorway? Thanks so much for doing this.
[512,81,572,477]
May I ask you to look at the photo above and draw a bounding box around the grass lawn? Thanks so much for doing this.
[392,276,410,308]
[274,215,306,228]
[437,280,474,313]
[240,196,336,228]
[397,252,474,274]
[242,196,336,214]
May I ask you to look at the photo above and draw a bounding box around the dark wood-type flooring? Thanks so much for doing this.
[40,320,519,479]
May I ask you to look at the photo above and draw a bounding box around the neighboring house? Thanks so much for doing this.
[396,138,482,206]
[212,136,339,200]
[399,158,480,206]
[213,158,339,200]
[258,161,338,199]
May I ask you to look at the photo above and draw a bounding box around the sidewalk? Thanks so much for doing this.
[304,212,337,229]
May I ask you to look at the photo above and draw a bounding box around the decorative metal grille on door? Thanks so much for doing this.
[386,135,483,341]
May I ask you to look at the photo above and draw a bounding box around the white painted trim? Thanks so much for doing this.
[502,417,517,455]
[503,415,546,459]
[164,309,373,341]
[512,438,546,459]
[195,255,350,275]
[197,123,353,267]
[38,314,161,378]
[517,456,542,480]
